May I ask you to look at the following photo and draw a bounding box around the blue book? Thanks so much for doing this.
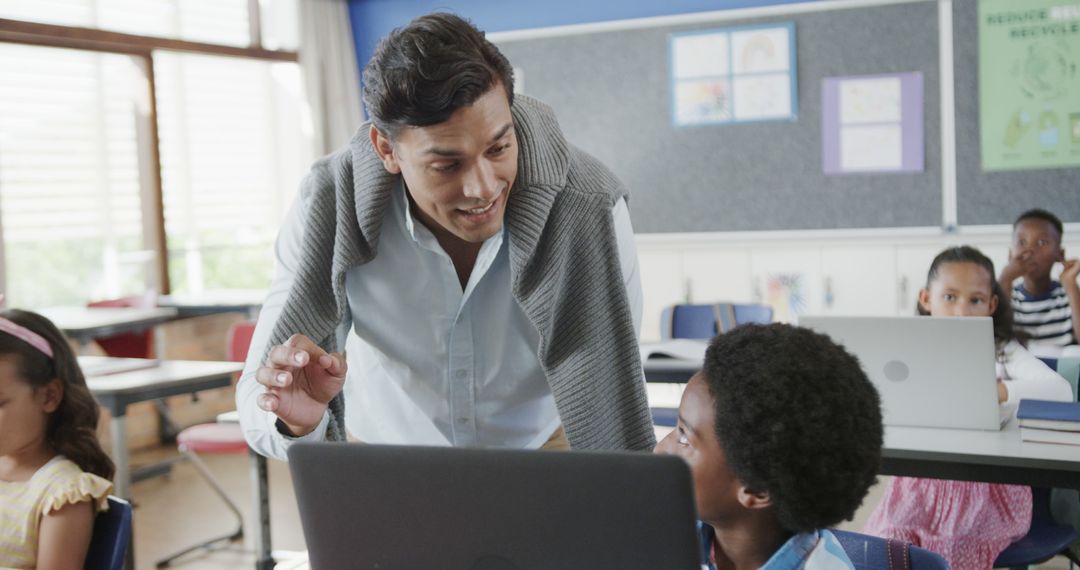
[1017,399,1080,432]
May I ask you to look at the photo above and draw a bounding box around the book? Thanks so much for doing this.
[1020,426,1080,446]
[1016,399,1080,432]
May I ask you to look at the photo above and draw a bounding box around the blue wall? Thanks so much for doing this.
[348,0,814,78]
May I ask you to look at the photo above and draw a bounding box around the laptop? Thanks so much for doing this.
[288,443,701,570]
[799,316,1008,430]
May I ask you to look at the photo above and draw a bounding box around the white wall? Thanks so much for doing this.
[636,225,1080,342]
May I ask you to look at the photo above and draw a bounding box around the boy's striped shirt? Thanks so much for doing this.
[1012,281,1076,347]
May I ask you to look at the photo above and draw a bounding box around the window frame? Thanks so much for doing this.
[0,6,299,295]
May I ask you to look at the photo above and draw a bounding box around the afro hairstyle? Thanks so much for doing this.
[701,323,883,533]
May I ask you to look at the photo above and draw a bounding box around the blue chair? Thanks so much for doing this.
[659,302,774,340]
[653,303,774,426]
[994,487,1078,568]
[832,530,949,570]
[993,357,1080,569]
[1056,356,1080,401]
[85,496,132,570]
[660,304,720,339]
[651,407,679,427]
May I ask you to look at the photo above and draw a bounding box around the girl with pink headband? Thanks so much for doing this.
[0,307,115,569]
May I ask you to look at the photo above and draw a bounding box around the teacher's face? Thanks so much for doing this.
[371,84,518,246]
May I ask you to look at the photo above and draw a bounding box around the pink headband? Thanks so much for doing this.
[0,317,54,359]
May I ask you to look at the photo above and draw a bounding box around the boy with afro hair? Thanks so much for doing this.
[656,323,883,570]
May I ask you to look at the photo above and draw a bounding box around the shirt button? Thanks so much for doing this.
[455,369,467,379]
[457,417,469,424]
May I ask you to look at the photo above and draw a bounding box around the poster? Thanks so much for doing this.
[979,0,1080,171]
[822,72,924,175]
[670,23,796,126]
[765,273,805,324]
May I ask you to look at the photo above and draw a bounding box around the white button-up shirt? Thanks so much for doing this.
[237,181,642,459]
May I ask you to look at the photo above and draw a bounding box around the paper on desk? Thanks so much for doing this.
[78,356,161,377]
[640,339,708,362]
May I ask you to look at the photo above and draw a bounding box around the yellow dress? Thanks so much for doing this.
[0,455,112,569]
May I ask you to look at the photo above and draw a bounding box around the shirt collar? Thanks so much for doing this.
[759,530,822,570]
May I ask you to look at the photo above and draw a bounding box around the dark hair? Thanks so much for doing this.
[918,245,1021,349]
[362,12,515,139]
[1014,208,1064,240]
[702,323,883,533]
[0,309,114,480]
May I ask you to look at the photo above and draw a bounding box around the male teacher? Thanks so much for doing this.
[237,13,654,456]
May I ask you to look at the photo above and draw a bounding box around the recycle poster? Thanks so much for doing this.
[979,0,1080,171]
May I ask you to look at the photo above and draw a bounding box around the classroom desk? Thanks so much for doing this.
[642,350,1080,490]
[217,410,275,570]
[159,290,265,319]
[42,305,178,347]
[883,421,1080,490]
[81,356,243,499]
[642,357,699,383]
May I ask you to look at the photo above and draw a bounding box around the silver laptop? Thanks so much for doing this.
[799,316,1006,430]
[288,443,701,569]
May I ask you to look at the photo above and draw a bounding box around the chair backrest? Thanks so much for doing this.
[87,293,158,358]
[85,496,132,570]
[661,304,718,339]
[226,320,257,362]
[1036,356,1079,401]
[731,303,773,327]
[832,530,949,570]
[1057,356,1080,401]
[660,303,774,339]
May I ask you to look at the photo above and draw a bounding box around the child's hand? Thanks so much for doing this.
[997,380,1008,403]
[255,333,347,437]
[1062,258,1080,287]
[1000,249,1035,285]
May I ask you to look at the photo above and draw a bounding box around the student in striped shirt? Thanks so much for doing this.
[999,209,1080,350]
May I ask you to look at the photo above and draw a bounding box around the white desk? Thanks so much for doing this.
[42,306,178,347]
[641,349,1080,490]
[217,410,275,570]
[643,358,699,384]
[883,421,1080,490]
[81,357,243,499]
[159,290,265,319]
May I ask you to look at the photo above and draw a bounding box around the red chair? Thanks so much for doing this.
[88,292,158,358]
[227,320,257,363]
[156,320,257,568]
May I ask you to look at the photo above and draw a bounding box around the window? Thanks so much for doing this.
[0,0,253,47]
[156,52,311,294]
[0,0,309,308]
[0,44,152,307]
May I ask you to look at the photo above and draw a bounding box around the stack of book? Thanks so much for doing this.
[1018,399,1080,445]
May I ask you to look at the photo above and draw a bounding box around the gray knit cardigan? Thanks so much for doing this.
[266,95,656,451]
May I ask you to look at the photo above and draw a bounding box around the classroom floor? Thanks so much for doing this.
[129,446,305,569]
[128,439,1075,570]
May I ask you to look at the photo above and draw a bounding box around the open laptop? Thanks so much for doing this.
[799,316,1008,430]
[288,443,701,569]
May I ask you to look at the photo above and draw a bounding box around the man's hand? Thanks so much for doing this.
[255,334,347,437]
[999,249,1035,287]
